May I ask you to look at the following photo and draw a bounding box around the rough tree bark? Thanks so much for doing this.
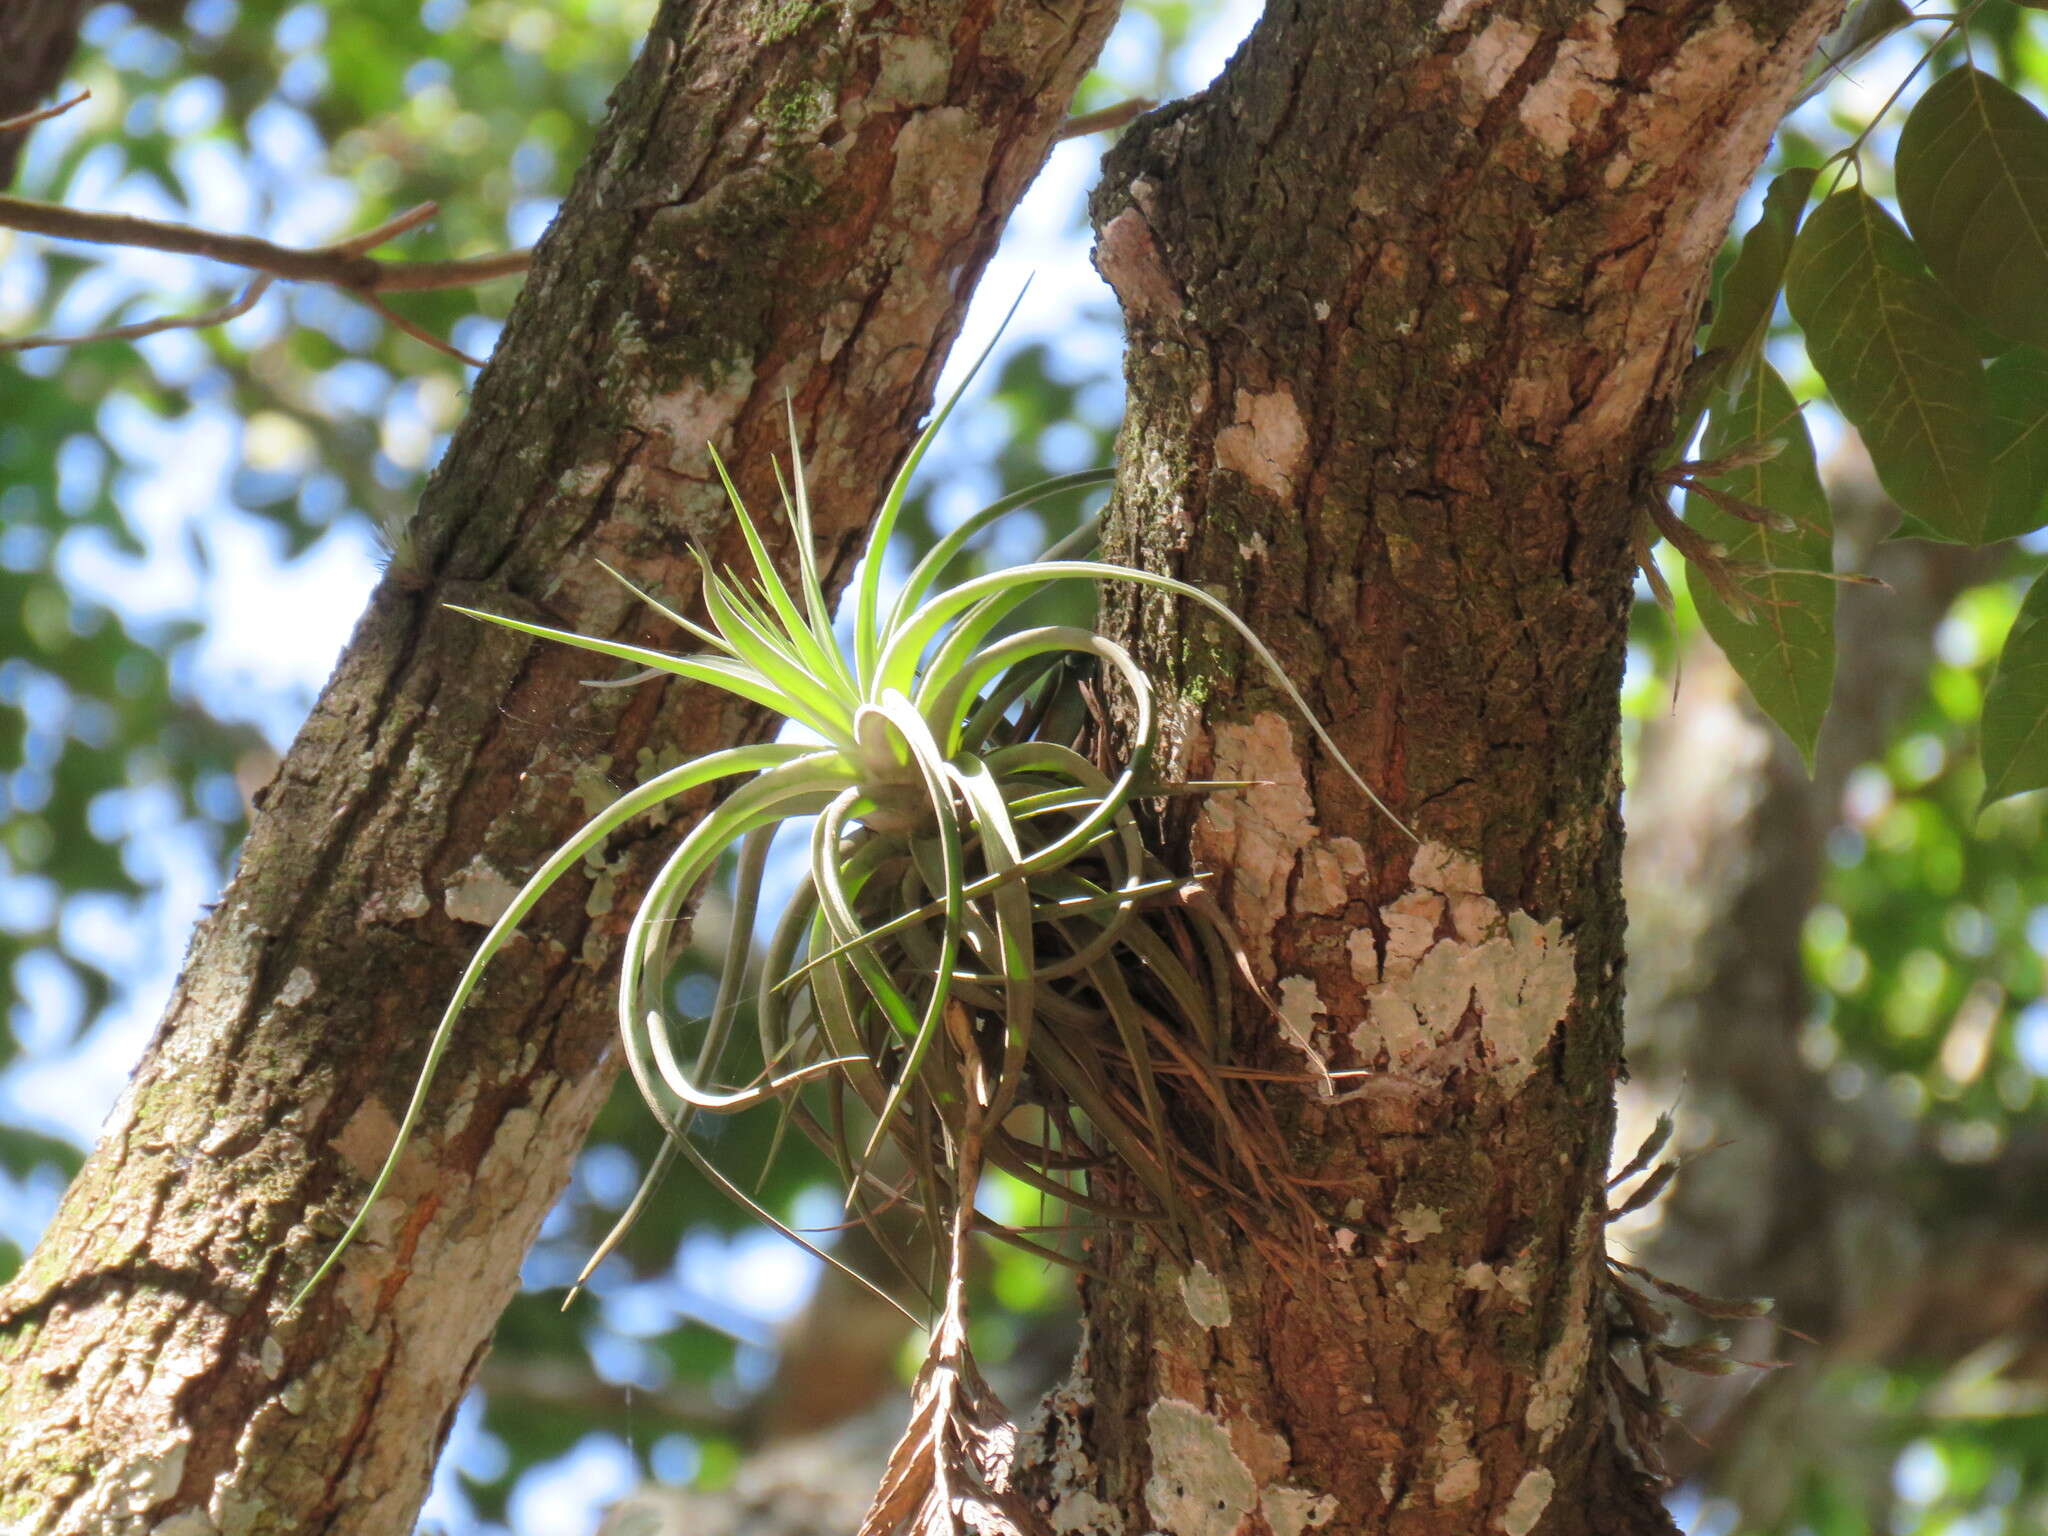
[0,2,1870,1534]
[1004,6,1839,1536]
[0,0,89,185]
[0,2,1115,1530]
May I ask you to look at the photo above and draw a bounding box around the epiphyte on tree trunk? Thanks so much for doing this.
[285,324,1411,1535]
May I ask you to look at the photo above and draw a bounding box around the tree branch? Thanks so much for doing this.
[0,191,528,354]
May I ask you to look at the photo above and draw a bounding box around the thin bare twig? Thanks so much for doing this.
[0,89,90,137]
[361,289,484,367]
[2,275,272,352]
[0,193,531,291]
[0,189,528,357]
[1054,97,1155,141]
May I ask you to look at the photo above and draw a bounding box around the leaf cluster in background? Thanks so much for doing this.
[1678,20,2048,805]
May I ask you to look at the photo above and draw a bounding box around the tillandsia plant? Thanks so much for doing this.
[289,330,1409,1534]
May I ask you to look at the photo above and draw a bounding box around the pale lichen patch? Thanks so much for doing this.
[1297,837,1365,915]
[1096,207,1183,322]
[1181,1261,1232,1329]
[1347,928,1381,987]
[870,32,951,108]
[1351,842,1576,1091]
[276,968,316,1009]
[1261,1486,1338,1536]
[1525,1210,1597,1450]
[1276,976,1333,1092]
[1190,713,1314,980]
[1018,1330,1124,1536]
[1145,1400,1256,1536]
[638,373,745,470]
[1213,386,1307,500]
[1500,1468,1556,1536]
[1395,1205,1444,1243]
[1431,1403,1481,1506]
[444,856,521,928]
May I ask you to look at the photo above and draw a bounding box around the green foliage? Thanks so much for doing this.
[1896,66,2048,355]
[1685,364,1836,767]
[1979,570,2048,806]
[1663,16,2048,813]
[1784,187,1991,542]
[1705,168,1817,391]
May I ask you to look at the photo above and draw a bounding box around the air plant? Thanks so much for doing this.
[289,331,1408,1535]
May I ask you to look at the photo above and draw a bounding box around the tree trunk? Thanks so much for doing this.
[1011,5,1837,1534]
[0,3,1114,1531]
[0,0,87,185]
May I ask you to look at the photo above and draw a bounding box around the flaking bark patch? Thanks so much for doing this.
[1180,1262,1231,1330]
[1192,713,1366,983]
[1352,843,1576,1091]
[1500,1468,1556,1535]
[1518,0,1624,154]
[1144,1400,1256,1536]
[1213,387,1307,500]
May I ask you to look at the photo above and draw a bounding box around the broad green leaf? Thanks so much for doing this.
[1707,168,1818,380]
[1785,189,1992,542]
[1986,346,2048,541]
[1980,576,2048,809]
[1685,364,1836,768]
[1897,66,2048,353]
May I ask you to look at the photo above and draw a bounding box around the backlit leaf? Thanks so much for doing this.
[1792,0,1915,110]
[1785,189,1992,542]
[1986,346,2048,542]
[1898,66,2048,352]
[1980,575,2048,810]
[1686,363,1836,768]
[1707,167,1818,383]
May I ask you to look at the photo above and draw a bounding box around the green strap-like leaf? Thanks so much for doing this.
[617,756,849,1098]
[857,692,967,1162]
[887,467,1114,636]
[885,558,1411,837]
[286,740,820,1312]
[1897,66,2048,354]
[853,290,1024,685]
[1981,575,2048,811]
[1785,188,1992,543]
[448,603,858,751]
[1685,363,1836,769]
[1987,346,2048,542]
